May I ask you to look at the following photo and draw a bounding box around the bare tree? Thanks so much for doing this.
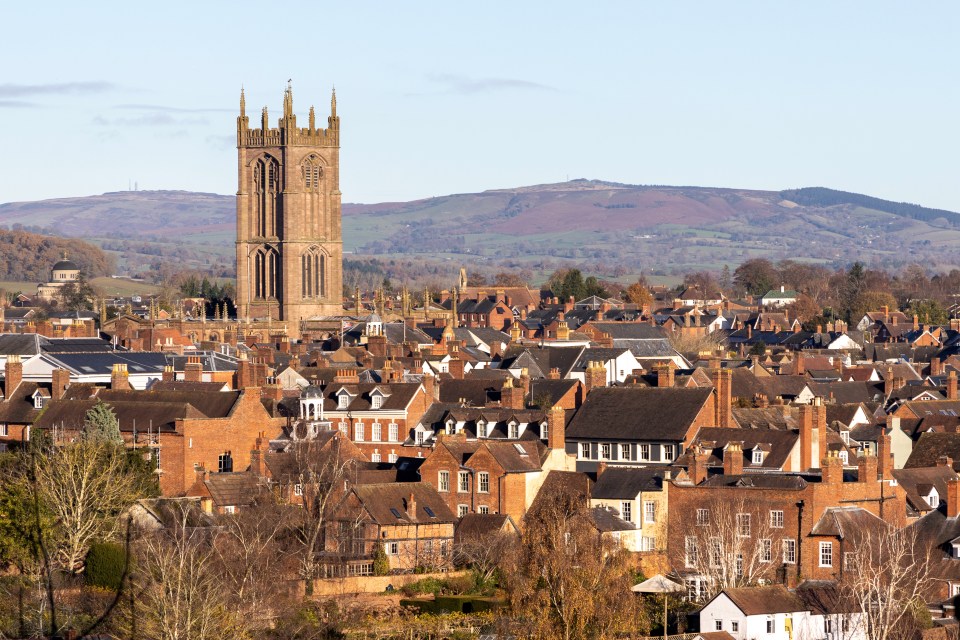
[678,495,784,601]
[455,530,514,589]
[501,482,638,640]
[137,503,245,640]
[838,524,934,640]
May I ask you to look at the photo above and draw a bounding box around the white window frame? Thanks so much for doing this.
[820,541,833,567]
[752,450,764,464]
[696,508,709,526]
[458,504,469,518]
[736,513,751,538]
[354,422,364,442]
[621,501,632,522]
[580,442,591,459]
[639,443,650,461]
[644,501,656,524]
[684,536,698,568]
[600,443,611,460]
[761,538,772,563]
[663,444,675,461]
[438,470,450,492]
[371,422,382,441]
[478,472,490,493]
[620,443,630,461]
[770,510,784,528]
[458,471,469,493]
[388,422,399,442]
[783,538,797,564]
[478,505,489,514]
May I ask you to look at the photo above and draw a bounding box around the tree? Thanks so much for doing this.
[790,294,822,325]
[500,482,637,640]
[372,543,390,576]
[455,529,514,592]
[847,291,897,325]
[57,273,98,316]
[624,280,653,306]
[906,299,948,325]
[675,495,783,601]
[83,400,122,445]
[838,523,934,640]
[733,259,777,296]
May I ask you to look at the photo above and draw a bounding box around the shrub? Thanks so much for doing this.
[373,544,390,576]
[84,541,126,591]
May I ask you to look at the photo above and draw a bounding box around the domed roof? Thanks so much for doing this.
[52,259,79,272]
[301,384,324,399]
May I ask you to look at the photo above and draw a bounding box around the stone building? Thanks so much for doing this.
[235,83,343,333]
[36,255,80,302]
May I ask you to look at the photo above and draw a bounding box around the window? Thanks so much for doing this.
[354,422,364,441]
[736,553,744,577]
[696,508,710,526]
[458,505,468,517]
[388,423,399,441]
[731,621,739,633]
[371,423,382,441]
[621,501,632,522]
[838,451,848,465]
[415,430,425,445]
[478,505,489,514]
[770,510,784,528]
[844,552,856,571]
[371,395,383,409]
[639,444,650,461]
[540,422,549,439]
[766,619,774,634]
[620,443,631,460]
[388,452,398,463]
[663,444,675,461]
[423,540,433,555]
[224,506,235,514]
[338,422,348,436]
[438,471,450,492]
[752,450,764,464]
[685,536,698,568]
[709,537,722,568]
[294,483,303,496]
[927,491,940,508]
[509,422,519,439]
[478,472,490,493]
[600,443,611,459]
[338,393,350,409]
[217,452,233,473]
[386,542,398,555]
[819,541,833,567]
[459,471,469,492]
[761,538,772,563]
[580,443,591,459]
[371,452,381,463]
[783,539,796,564]
[644,501,656,524]
[737,513,751,537]
[715,620,723,631]
[0,424,7,437]
[478,421,488,438]
[686,577,704,601]
[641,536,656,551]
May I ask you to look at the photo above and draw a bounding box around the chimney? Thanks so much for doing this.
[556,319,570,341]
[547,367,561,380]
[250,432,270,478]
[799,404,814,472]
[884,366,894,396]
[596,460,607,478]
[501,377,525,410]
[710,368,732,428]
[913,314,920,331]
[334,368,360,384]
[4,355,22,395]
[421,373,437,401]
[724,442,744,475]
[263,384,283,402]
[938,455,954,469]
[822,451,844,484]
[548,405,565,451]
[519,368,531,395]
[877,431,893,480]
[892,315,898,326]
[932,358,943,377]
[111,363,131,390]
[565,296,575,312]
[184,356,203,382]
[857,452,878,483]
[673,298,682,310]
[236,352,252,389]
[746,324,752,340]
[162,365,175,382]
[949,371,958,401]
[406,492,417,520]
[813,396,827,470]
[882,305,889,323]
[449,357,465,380]
[754,393,769,408]
[585,361,607,393]
[948,477,960,519]
[657,365,675,388]
[51,368,70,400]
[795,352,805,375]
[689,446,710,485]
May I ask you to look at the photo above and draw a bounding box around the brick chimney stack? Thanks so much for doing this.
[548,404,565,451]
[799,404,814,472]
[932,358,943,377]
[547,368,561,380]
[250,432,270,478]
[857,451,878,483]
[724,442,744,475]
[4,355,22,395]
[822,451,844,484]
[51,368,70,400]
[877,431,894,480]
[448,357,465,380]
[657,365,675,388]
[689,446,710,485]
[947,477,960,519]
[184,356,203,382]
[585,361,607,394]
[161,365,175,382]
[406,492,417,520]
[421,373,436,401]
[948,370,958,401]
[110,363,130,390]
[710,368,732,428]
[501,377,525,410]
[596,460,607,478]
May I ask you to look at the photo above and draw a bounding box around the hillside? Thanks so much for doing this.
[3,181,960,281]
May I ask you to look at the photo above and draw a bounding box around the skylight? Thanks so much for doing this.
[424,506,436,518]
[389,508,403,519]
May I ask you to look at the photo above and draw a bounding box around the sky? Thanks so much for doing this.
[3,2,960,210]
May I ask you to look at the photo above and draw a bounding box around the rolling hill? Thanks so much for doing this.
[2,181,959,282]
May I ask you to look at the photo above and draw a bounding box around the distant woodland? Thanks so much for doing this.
[0,230,114,281]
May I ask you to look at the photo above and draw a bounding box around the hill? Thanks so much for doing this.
[3,181,960,282]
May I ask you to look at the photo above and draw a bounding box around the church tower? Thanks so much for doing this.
[235,83,343,331]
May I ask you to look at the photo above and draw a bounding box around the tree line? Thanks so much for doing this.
[0,230,114,282]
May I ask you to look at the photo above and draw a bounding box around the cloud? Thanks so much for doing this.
[0,100,37,108]
[93,113,209,127]
[115,103,233,113]
[421,73,559,95]
[206,134,236,150]
[0,81,116,98]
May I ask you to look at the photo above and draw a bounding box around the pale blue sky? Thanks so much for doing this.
[3,2,959,210]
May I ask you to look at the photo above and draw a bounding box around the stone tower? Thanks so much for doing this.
[235,83,343,331]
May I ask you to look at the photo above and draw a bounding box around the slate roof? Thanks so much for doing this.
[808,381,878,405]
[454,513,518,544]
[732,406,798,431]
[46,352,168,376]
[565,387,713,442]
[892,466,959,516]
[0,380,43,424]
[905,432,960,472]
[689,426,799,471]
[809,506,887,539]
[529,378,579,407]
[351,483,457,525]
[310,382,421,413]
[717,585,807,616]
[0,334,43,356]
[588,505,635,532]
[591,467,664,499]
[585,322,668,340]
[203,472,261,507]
[439,379,502,406]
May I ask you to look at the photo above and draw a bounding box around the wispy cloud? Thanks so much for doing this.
[93,113,209,127]
[421,73,559,96]
[0,100,37,108]
[0,81,116,98]
[206,134,236,150]
[115,103,233,113]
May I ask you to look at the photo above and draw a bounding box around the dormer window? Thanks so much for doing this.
[372,395,383,409]
[838,450,849,465]
[509,421,519,439]
[336,390,351,409]
[540,421,549,440]
[927,489,940,509]
[752,448,764,465]
[445,419,455,435]
[477,420,487,438]
[841,430,850,444]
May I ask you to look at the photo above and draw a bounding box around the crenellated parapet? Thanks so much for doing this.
[237,82,339,148]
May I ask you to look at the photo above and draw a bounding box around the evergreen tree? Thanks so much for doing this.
[83,400,122,445]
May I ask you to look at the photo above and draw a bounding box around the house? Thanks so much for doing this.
[698,586,811,640]
[590,465,667,556]
[761,287,798,307]
[326,483,456,573]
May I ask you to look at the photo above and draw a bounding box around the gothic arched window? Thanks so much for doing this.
[302,155,323,192]
[253,245,280,300]
[254,155,280,237]
[301,246,326,299]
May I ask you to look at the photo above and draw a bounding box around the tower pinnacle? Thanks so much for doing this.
[240,86,245,116]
